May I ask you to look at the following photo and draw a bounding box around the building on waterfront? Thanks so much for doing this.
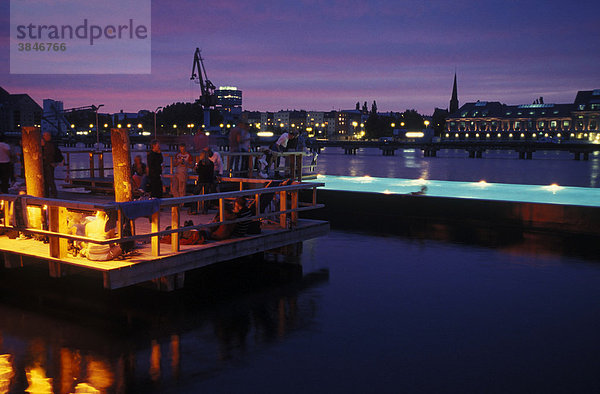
[260,112,274,131]
[274,110,306,132]
[445,90,600,141]
[242,110,261,129]
[306,111,326,137]
[215,86,242,123]
[0,86,42,133]
[42,99,69,135]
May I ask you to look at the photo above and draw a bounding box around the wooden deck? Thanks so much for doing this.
[0,180,328,291]
[0,217,328,290]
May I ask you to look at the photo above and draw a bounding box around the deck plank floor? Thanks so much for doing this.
[0,189,329,289]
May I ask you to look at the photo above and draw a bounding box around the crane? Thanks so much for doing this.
[191,48,217,128]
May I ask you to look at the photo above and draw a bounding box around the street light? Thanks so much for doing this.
[93,104,104,149]
[154,106,162,139]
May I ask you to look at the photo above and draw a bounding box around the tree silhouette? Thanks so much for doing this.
[371,100,378,116]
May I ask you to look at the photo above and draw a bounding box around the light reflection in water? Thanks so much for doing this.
[25,365,53,393]
[0,265,326,392]
[150,340,161,382]
[0,354,15,393]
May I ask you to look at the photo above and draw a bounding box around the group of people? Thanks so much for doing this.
[134,140,224,208]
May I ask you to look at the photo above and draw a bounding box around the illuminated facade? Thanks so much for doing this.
[445,90,600,141]
[215,86,242,123]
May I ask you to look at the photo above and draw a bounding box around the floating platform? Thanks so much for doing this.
[307,175,600,238]
[0,180,328,291]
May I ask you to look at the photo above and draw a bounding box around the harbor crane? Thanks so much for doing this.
[190,48,217,129]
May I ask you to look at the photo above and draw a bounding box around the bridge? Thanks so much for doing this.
[306,139,600,160]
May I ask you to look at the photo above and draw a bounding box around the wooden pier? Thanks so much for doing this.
[60,149,318,194]
[0,180,328,291]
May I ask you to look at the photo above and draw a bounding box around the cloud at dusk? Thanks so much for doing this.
[1,0,599,114]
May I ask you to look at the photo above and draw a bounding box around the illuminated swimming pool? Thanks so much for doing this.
[316,174,600,207]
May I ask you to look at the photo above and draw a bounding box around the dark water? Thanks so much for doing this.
[2,149,600,393]
[316,147,600,188]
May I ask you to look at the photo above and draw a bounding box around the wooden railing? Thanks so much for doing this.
[0,180,324,260]
[61,149,318,184]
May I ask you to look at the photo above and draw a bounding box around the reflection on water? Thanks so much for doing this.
[317,147,600,187]
[0,262,328,393]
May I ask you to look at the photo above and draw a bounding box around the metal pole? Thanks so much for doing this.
[95,104,104,150]
[154,106,163,139]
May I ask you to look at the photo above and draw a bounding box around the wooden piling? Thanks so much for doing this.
[111,128,133,202]
[21,127,45,230]
[21,127,44,198]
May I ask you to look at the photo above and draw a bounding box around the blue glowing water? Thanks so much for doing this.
[316,174,600,207]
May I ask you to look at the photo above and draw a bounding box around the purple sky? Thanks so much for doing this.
[2,0,599,114]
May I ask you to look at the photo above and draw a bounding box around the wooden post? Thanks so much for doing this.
[291,191,298,226]
[65,152,71,182]
[295,154,303,182]
[288,154,295,179]
[279,190,287,228]
[21,127,45,198]
[171,206,180,253]
[21,127,45,230]
[98,152,105,178]
[151,211,160,257]
[48,206,68,259]
[247,155,254,178]
[219,198,225,222]
[89,152,95,178]
[111,129,133,202]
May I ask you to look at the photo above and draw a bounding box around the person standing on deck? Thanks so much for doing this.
[269,131,297,176]
[0,134,11,194]
[228,122,242,173]
[147,140,164,198]
[172,142,193,198]
[41,131,63,198]
[194,150,214,214]
[204,146,223,183]
[239,122,252,172]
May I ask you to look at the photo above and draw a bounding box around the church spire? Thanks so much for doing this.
[450,72,459,114]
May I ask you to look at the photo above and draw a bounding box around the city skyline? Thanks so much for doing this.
[1,0,599,114]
